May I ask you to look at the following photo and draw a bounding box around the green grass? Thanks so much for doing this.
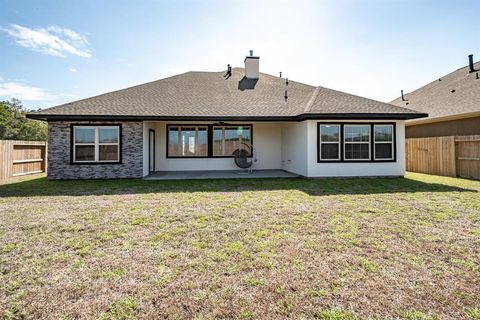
[358,257,379,273]
[0,172,479,319]
[315,309,358,320]
[401,309,436,320]
[466,308,480,320]
[97,297,138,320]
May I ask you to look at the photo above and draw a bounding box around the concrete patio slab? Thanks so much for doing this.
[144,170,299,180]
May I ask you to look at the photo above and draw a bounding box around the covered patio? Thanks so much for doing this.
[144,169,299,180]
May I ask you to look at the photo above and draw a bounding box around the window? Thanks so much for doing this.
[73,125,120,163]
[213,125,252,157]
[344,125,370,160]
[167,126,208,157]
[319,124,340,160]
[317,122,396,162]
[374,124,394,160]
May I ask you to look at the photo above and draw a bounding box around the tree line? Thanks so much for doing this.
[0,99,47,141]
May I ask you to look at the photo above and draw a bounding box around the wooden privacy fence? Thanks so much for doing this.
[0,140,47,180]
[406,135,480,180]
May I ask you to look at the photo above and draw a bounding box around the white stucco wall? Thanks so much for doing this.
[143,121,282,174]
[280,121,308,176]
[142,120,406,177]
[306,120,406,177]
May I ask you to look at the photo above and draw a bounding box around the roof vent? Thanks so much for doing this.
[224,64,232,79]
[469,54,476,73]
[244,50,259,79]
[401,90,407,101]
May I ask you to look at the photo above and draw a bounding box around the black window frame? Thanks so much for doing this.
[317,122,396,163]
[166,124,253,158]
[318,124,341,161]
[70,123,122,165]
[166,125,210,158]
[343,124,372,161]
[373,123,395,161]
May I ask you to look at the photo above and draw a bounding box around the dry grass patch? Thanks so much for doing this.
[0,172,479,319]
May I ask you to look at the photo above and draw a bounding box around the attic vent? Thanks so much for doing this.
[284,90,288,102]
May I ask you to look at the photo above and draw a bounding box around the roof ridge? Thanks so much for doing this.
[304,86,321,113]
[318,85,421,114]
[390,60,480,103]
[226,67,317,88]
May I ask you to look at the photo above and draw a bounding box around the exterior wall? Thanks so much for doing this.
[280,121,308,176]
[406,116,480,138]
[47,119,408,179]
[306,120,406,177]
[147,121,282,173]
[48,121,143,180]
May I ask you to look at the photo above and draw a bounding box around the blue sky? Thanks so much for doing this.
[0,0,478,109]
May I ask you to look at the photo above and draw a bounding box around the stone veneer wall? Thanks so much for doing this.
[47,121,143,180]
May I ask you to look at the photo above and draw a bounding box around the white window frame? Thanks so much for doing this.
[319,124,341,161]
[343,124,371,161]
[212,125,252,157]
[167,126,208,157]
[73,126,120,163]
[373,124,394,160]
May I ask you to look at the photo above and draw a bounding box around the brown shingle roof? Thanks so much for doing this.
[308,86,418,114]
[390,62,480,120]
[29,68,425,121]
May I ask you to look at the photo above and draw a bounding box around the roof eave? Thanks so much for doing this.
[406,111,480,126]
[25,114,295,122]
[27,112,429,122]
[296,113,428,121]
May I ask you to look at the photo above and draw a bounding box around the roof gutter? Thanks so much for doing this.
[294,113,428,121]
[27,112,428,122]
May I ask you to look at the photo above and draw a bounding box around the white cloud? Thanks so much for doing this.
[0,81,57,101]
[1,24,91,58]
[69,68,77,72]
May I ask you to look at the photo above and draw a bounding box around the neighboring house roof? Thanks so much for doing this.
[390,61,480,124]
[28,67,425,121]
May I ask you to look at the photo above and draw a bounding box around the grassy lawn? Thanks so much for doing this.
[0,173,479,319]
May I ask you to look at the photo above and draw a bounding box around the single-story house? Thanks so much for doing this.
[27,52,427,179]
[391,54,480,138]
